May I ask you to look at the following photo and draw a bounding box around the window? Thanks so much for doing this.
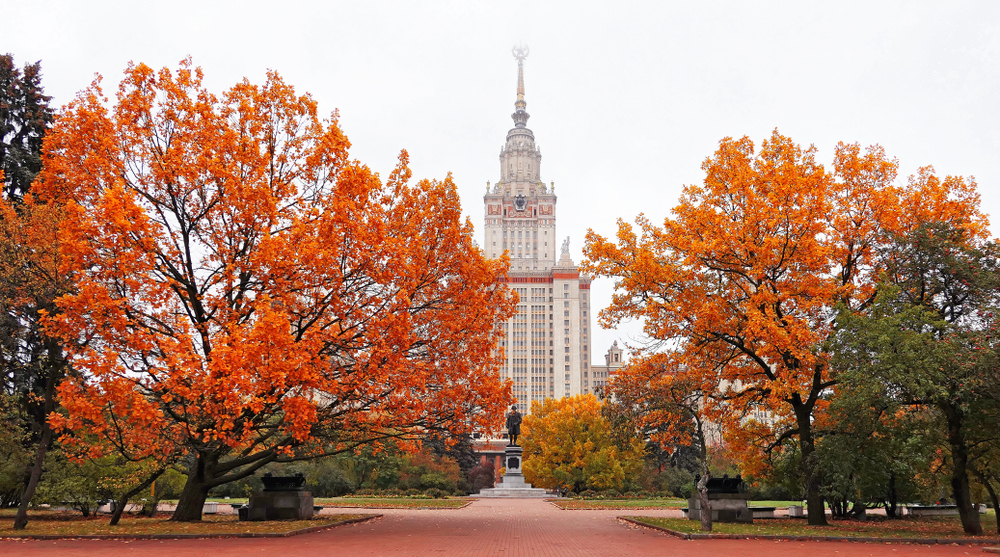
[563,284,569,290]
[563,301,569,307]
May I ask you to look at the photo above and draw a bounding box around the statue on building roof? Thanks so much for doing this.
[561,236,570,255]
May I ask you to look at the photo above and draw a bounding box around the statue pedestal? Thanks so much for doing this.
[476,445,550,498]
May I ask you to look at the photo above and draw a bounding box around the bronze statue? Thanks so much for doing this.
[506,404,522,446]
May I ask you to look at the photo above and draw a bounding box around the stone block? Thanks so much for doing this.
[687,496,752,523]
[243,490,314,521]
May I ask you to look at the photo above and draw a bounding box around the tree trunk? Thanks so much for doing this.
[886,471,898,518]
[972,471,999,535]
[944,404,982,535]
[795,402,827,526]
[12,357,58,530]
[696,471,712,532]
[172,460,213,522]
[985,480,1000,535]
[110,468,164,526]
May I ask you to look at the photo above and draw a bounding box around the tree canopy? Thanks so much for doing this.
[35,60,517,520]
[521,394,644,494]
[1,53,53,203]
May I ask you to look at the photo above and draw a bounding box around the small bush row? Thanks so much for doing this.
[571,490,680,500]
[344,487,461,499]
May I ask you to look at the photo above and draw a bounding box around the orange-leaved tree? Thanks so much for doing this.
[35,60,517,521]
[521,394,644,494]
[583,130,987,525]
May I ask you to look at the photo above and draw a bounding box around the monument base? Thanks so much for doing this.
[477,445,550,498]
[244,490,315,521]
[686,492,752,523]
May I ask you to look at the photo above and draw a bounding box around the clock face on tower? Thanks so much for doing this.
[514,193,527,212]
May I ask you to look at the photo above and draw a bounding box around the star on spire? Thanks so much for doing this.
[511,44,530,128]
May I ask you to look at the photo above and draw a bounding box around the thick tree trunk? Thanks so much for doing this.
[172,475,210,522]
[172,460,213,522]
[171,450,278,521]
[795,403,827,526]
[944,405,982,536]
[13,358,58,531]
[696,470,712,532]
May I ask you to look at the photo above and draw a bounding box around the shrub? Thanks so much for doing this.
[425,488,447,499]
[468,460,496,493]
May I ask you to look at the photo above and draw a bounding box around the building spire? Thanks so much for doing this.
[511,44,530,128]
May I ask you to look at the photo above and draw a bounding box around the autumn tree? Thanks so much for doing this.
[832,222,1000,535]
[35,60,517,521]
[583,130,987,525]
[521,394,645,494]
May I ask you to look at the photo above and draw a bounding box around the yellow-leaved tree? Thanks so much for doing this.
[521,395,644,494]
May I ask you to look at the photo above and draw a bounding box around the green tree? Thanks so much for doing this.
[1,54,53,202]
[0,395,31,507]
[815,396,929,519]
[833,222,1000,535]
[521,395,645,494]
[32,451,112,517]
[0,54,62,530]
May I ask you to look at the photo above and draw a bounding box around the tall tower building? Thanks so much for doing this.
[484,46,595,415]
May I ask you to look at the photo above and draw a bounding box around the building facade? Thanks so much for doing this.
[484,46,617,415]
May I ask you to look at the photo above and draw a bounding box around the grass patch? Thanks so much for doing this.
[553,499,802,510]
[626,515,1000,540]
[745,501,804,508]
[0,510,369,538]
[553,499,687,510]
[317,497,469,509]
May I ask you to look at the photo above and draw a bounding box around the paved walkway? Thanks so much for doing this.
[3,498,985,556]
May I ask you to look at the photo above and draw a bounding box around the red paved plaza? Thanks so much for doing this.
[2,498,986,556]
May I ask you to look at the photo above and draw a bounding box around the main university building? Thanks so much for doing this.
[482,46,622,417]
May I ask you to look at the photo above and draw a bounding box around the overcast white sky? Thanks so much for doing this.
[7,0,1000,363]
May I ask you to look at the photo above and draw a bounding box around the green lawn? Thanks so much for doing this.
[551,499,801,510]
[153,496,467,509]
[552,498,687,509]
[745,501,805,508]
[0,510,369,538]
[317,497,469,509]
[626,515,1000,540]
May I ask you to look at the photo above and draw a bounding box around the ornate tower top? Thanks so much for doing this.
[511,44,530,128]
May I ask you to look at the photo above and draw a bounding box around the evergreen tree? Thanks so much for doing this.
[0,54,53,202]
